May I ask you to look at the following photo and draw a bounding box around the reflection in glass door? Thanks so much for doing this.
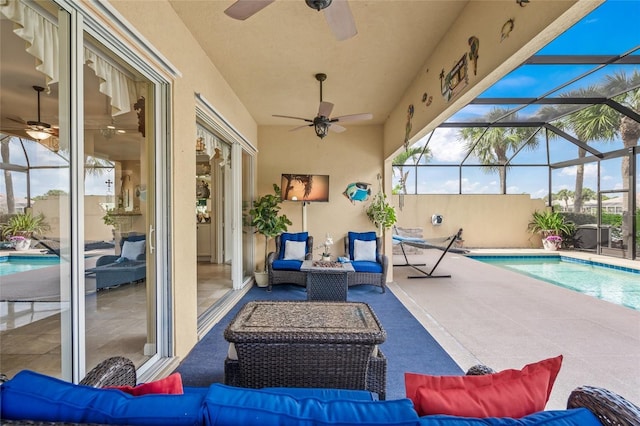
[195,123,232,320]
[82,34,156,371]
[0,1,70,379]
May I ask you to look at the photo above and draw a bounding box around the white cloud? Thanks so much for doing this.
[425,128,466,162]
[558,163,598,178]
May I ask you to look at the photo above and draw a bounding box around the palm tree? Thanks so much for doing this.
[553,189,574,210]
[392,146,430,194]
[458,108,540,193]
[1,135,16,214]
[543,71,640,212]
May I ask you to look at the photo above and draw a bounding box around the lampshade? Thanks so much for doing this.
[26,129,51,141]
[314,121,329,139]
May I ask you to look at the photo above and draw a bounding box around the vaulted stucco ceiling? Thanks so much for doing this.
[168,0,469,128]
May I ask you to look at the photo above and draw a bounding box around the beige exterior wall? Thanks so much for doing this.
[105,0,258,359]
[393,194,546,249]
[257,125,385,265]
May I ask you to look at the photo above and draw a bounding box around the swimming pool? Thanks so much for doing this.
[469,255,640,311]
[0,255,60,277]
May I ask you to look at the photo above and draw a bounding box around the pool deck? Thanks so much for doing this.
[390,248,640,410]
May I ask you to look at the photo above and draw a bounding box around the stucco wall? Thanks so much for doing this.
[257,125,384,267]
[102,0,258,359]
[393,194,546,248]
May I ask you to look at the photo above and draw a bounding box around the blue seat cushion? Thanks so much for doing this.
[271,259,303,271]
[351,260,383,273]
[0,370,206,426]
[417,408,601,426]
[278,232,309,260]
[262,387,376,401]
[348,231,377,260]
[204,384,419,426]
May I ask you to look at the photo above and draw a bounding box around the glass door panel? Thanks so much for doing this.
[82,34,156,370]
[0,1,70,379]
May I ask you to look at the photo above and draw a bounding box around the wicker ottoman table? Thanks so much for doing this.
[301,260,355,301]
[223,300,387,398]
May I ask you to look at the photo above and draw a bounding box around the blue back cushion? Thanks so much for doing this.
[1,370,205,426]
[278,232,309,260]
[204,384,418,426]
[348,231,377,260]
[418,408,601,426]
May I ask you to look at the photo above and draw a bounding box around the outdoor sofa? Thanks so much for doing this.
[2,356,639,426]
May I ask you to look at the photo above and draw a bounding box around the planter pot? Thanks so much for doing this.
[321,255,331,262]
[254,271,269,287]
[542,240,559,251]
[12,238,32,251]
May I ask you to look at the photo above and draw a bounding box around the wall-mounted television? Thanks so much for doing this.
[281,174,330,202]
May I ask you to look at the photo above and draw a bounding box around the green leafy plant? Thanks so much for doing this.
[366,191,397,234]
[246,184,292,272]
[102,209,117,227]
[527,210,575,238]
[1,212,50,239]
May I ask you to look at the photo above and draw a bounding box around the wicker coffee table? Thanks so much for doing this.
[223,300,388,398]
[301,260,355,301]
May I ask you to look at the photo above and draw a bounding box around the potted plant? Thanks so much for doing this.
[1,211,50,251]
[527,210,574,247]
[542,234,563,251]
[317,234,333,262]
[366,191,397,236]
[246,184,292,286]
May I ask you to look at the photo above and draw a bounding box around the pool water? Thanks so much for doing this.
[0,255,60,276]
[469,255,640,311]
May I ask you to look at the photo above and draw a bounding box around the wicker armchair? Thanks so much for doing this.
[1,357,137,426]
[343,233,388,293]
[267,233,313,291]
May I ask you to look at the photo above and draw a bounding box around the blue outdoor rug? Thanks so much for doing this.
[175,284,463,400]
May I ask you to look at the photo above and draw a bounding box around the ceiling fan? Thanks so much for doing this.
[273,73,372,139]
[6,85,59,141]
[224,0,357,41]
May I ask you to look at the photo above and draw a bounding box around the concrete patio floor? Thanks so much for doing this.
[389,248,640,410]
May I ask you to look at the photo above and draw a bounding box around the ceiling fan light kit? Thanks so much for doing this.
[26,129,51,141]
[24,85,57,141]
[273,73,372,140]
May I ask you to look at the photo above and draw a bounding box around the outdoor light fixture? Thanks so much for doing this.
[26,129,51,141]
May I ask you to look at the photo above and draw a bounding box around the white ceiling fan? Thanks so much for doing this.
[224,0,358,41]
[273,73,372,139]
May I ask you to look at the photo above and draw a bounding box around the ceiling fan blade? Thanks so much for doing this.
[224,0,275,20]
[273,114,313,123]
[318,101,333,118]
[6,116,27,125]
[323,0,357,41]
[329,123,346,133]
[332,112,373,123]
[290,124,312,132]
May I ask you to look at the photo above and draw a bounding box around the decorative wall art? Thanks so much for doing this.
[404,104,414,150]
[501,18,515,42]
[516,0,529,6]
[439,54,468,102]
[343,182,372,204]
[468,36,480,75]
[422,92,433,107]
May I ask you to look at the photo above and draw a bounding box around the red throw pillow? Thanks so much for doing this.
[108,372,184,396]
[405,355,563,418]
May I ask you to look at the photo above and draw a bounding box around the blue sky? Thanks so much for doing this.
[403,0,640,198]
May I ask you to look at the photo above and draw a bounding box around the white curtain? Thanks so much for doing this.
[0,0,59,88]
[0,0,143,116]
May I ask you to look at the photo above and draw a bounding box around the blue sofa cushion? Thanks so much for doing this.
[278,232,309,260]
[418,408,601,426]
[348,231,377,260]
[1,370,206,426]
[263,387,376,401]
[272,259,304,271]
[204,383,419,426]
[351,260,383,273]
